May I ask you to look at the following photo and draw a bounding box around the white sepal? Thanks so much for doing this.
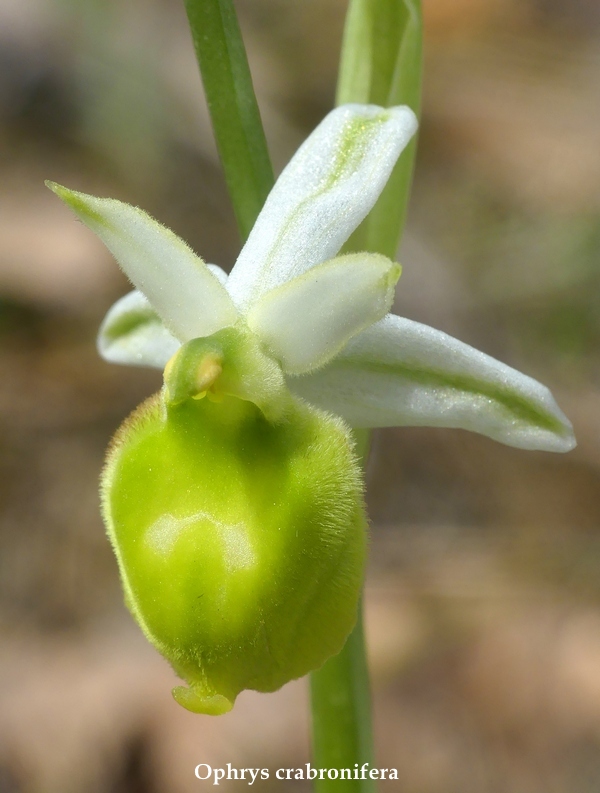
[226,104,417,310]
[290,314,576,452]
[46,182,238,342]
[98,290,180,368]
[247,253,400,375]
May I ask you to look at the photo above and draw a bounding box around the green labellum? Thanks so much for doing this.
[102,334,366,715]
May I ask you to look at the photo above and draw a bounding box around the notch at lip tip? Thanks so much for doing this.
[172,685,234,716]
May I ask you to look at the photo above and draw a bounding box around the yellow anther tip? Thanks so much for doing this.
[195,354,223,392]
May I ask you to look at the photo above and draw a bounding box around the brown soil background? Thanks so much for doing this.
[1,1,600,790]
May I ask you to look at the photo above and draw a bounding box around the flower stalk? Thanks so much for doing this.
[310,601,375,793]
[310,3,424,786]
[182,0,274,239]
[310,430,375,793]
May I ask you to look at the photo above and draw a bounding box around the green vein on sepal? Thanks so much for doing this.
[334,357,570,438]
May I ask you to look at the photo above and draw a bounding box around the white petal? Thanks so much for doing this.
[47,182,238,341]
[290,314,576,452]
[98,290,180,368]
[247,253,400,374]
[226,104,418,310]
[207,263,228,285]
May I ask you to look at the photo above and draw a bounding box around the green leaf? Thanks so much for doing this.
[183,0,274,240]
[337,0,423,257]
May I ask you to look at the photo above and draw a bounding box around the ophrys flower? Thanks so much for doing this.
[48,104,575,715]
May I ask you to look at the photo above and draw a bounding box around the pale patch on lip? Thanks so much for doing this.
[145,511,256,572]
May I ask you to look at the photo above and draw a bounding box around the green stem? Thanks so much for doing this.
[183,0,274,240]
[309,2,424,788]
[310,600,375,791]
[310,429,374,791]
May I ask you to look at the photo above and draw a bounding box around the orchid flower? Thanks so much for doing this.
[49,104,574,454]
[47,104,575,715]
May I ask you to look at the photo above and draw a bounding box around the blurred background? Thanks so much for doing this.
[1,0,600,790]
